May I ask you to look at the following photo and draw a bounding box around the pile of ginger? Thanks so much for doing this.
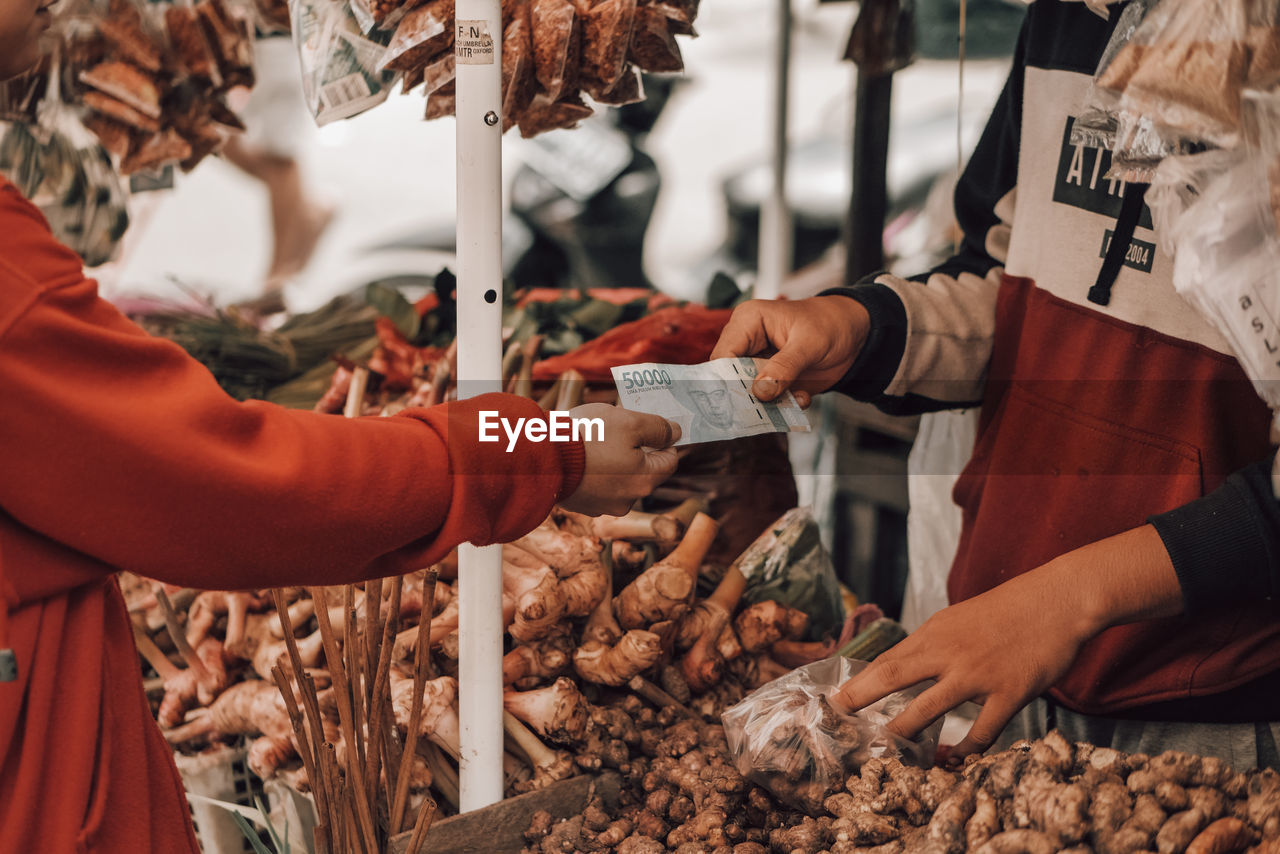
[124,500,837,815]
[523,726,1280,854]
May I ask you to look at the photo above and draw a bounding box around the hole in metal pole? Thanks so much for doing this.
[483,289,498,303]
[483,111,499,127]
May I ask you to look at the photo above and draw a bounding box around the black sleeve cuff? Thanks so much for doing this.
[1148,457,1280,615]
[818,274,907,403]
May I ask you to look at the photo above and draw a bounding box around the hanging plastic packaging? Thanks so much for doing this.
[722,657,942,814]
[0,50,130,267]
[1153,91,1280,409]
[290,0,398,126]
[1105,0,1264,150]
[735,508,846,643]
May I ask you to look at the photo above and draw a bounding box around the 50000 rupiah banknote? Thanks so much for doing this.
[611,358,811,446]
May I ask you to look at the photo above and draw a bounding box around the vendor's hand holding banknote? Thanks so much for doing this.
[612,358,811,445]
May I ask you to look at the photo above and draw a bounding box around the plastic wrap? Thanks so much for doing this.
[722,657,942,814]
[530,0,580,101]
[379,0,453,73]
[290,0,398,126]
[578,0,636,88]
[501,5,537,132]
[1156,92,1280,409]
[165,2,223,85]
[1069,0,1158,150]
[0,62,130,267]
[736,508,846,643]
[1107,0,1254,148]
[350,0,420,33]
[628,3,682,73]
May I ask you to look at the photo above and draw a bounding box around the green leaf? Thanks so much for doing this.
[255,795,288,854]
[566,300,624,337]
[230,812,277,854]
[364,282,420,341]
[706,272,743,309]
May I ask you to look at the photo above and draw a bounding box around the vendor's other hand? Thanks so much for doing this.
[560,403,680,517]
[710,295,871,407]
[832,565,1099,762]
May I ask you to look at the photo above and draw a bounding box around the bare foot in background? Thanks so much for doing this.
[223,136,335,315]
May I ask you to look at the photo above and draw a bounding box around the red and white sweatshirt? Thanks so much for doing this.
[829,0,1280,720]
[0,177,584,854]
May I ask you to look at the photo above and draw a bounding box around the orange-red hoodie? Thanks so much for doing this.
[0,178,584,853]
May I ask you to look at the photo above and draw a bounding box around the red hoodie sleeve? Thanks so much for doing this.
[0,180,584,591]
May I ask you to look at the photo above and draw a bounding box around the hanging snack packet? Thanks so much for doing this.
[422,51,454,93]
[251,0,293,34]
[78,60,163,120]
[195,0,255,89]
[648,0,697,36]
[585,62,641,105]
[530,0,581,102]
[628,2,682,72]
[165,3,223,86]
[577,0,637,89]
[1244,0,1280,89]
[291,0,399,126]
[1070,0,1158,150]
[0,61,49,123]
[501,6,537,132]
[424,79,454,119]
[350,0,420,34]
[0,61,131,267]
[379,0,453,74]
[1113,0,1251,148]
[99,0,164,72]
[516,91,592,137]
[82,89,160,133]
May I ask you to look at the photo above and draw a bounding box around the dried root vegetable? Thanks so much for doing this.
[574,548,663,686]
[512,521,608,617]
[503,631,574,686]
[504,676,590,745]
[678,605,729,694]
[734,599,808,653]
[185,589,269,647]
[154,636,229,728]
[675,560,746,652]
[504,559,566,643]
[614,512,718,629]
[390,674,462,758]
[556,507,683,544]
[163,679,293,745]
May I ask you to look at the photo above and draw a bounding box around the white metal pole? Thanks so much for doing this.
[756,0,793,300]
[454,0,505,813]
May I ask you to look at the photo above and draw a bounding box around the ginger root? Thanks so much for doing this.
[504,677,589,745]
[614,513,718,629]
